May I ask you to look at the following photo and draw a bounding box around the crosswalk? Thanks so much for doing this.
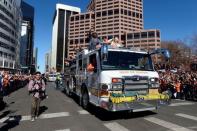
[0,100,196,131]
[53,113,197,131]
[104,113,197,131]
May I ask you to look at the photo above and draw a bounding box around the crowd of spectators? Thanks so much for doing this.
[0,72,33,110]
[155,63,197,100]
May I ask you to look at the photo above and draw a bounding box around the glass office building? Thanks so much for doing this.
[0,0,22,71]
[20,1,34,73]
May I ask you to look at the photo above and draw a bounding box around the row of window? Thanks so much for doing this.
[71,9,142,22]
[0,31,16,45]
[0,40,15,52]
[0,20,14,36]
[0,51,15,60]
[0,60,14,68]
[0,2,13,19]
[70,38,89,44]
[71,14,94,21]
[95,9,142,19]
[0,12,16,30]
[127,31,160,39]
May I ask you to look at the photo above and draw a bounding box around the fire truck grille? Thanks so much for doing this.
[123,76,149,95]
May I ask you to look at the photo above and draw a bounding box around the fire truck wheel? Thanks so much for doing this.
[82,90,89,109]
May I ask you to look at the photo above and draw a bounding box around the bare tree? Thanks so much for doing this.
[161,40,192,66]
[190,34,197,56]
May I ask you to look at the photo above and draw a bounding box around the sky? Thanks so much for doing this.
[24,0,197,73]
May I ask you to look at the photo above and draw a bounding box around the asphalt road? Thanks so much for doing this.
[0,82,197,131]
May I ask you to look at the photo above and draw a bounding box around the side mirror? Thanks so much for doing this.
[101,44,108,61]
[163,50,170,61]
[150,48,171,61]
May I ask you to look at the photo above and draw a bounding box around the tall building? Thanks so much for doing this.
[68,0,161,58]
[0,0,22,71]
[45,52,51,72]
[20,1,34,73]
[33,47,38,72]
[51,4,81,72]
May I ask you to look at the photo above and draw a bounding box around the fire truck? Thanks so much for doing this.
[64,45,171,112]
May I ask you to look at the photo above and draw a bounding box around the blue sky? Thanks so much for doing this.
[24,0,197,72]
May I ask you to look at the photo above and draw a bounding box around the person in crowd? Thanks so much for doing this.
[28,71,45,121]
[174,79,181,99]
[102,36,111,45]
[55,73,62,89]
[110,37,123,48]
[156,63,197,100]
[89,32,102,50]
[0,73,4,108]
[2,73,10,97]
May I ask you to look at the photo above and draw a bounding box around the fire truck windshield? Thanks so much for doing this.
[101,51,154,71]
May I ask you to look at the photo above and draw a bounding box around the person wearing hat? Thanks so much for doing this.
[28,71,45,121]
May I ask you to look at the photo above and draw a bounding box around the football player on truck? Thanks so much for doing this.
[64,45,171,112]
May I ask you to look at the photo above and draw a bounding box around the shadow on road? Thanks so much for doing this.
[0,115,21,131]
[60,91,157,121]
[0,110,17,119]
[38,106,48,116]
[86,104,157,121]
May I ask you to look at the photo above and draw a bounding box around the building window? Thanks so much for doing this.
[141,32,147,38]
[91,14,95,19]
[96,12,101,17]
[134,33,140,39]
[108,10,113,16]
[124,10,127,15]
[114,9,119,14]
[0,61,3,66]
[102,11,107,16]
[80,15,84,20]
[76,16,79,21]
[71,17,74,21]
[85,14,89,19]
[132,12,135,17]
[148,31,155,38]
[127,34,133,40]
[157,31,160,38]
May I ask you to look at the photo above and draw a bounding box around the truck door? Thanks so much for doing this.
[76,56,83,96]
[87,53,100,105]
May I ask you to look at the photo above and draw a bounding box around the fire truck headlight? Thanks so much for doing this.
[150,78,159,83]
[149,78,160,88]
[112,84,122,89]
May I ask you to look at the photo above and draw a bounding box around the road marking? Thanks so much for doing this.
[0,112,70,123]
[104,122,130,131]
[176,113,197,121]
[78,110,89,115]
[174,99,186,102]
[39,112,70,119]
[55,129,70,131]
[169,102,194,107]
[144,117,193,131]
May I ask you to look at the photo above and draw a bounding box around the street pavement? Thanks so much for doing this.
[0,82,197,131]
